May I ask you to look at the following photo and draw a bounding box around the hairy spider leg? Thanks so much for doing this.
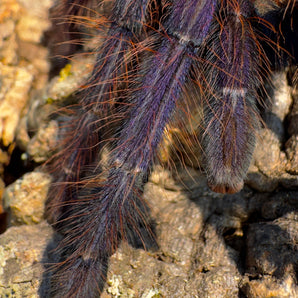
[47,0,152,296]
[48,0,216,296]
[202,0,263,193]
[46,0,150,225]
[82,0,151,111]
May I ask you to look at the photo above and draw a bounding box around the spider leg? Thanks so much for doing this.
[48,0,217,296]
[82,0,151,111]
[47,0,156,296]
[202,0,264,194]
[46,110,101,226]
[46,0,150,224]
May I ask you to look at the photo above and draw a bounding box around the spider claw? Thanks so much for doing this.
[208,180,244,194]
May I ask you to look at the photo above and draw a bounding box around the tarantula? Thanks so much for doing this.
[45,0,297,296]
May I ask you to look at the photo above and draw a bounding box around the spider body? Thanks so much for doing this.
[45,0,297,296]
